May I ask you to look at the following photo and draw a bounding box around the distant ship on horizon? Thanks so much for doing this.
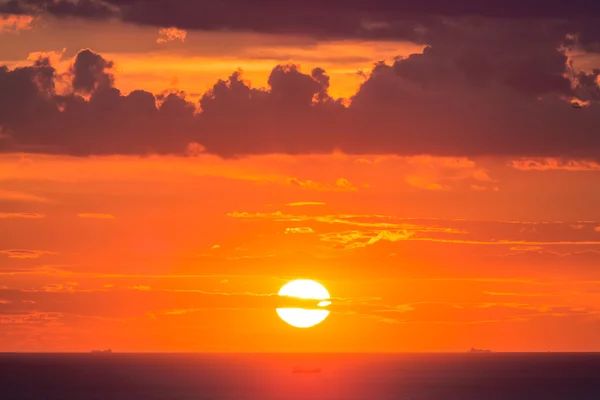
[91,349,113,354]
[469,347,492,353]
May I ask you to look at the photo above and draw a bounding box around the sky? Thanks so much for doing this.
[2,0,600,352]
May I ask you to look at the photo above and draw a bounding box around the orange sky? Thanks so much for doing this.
[2,12,600,352]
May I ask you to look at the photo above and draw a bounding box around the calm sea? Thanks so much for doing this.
[1,353,599,400]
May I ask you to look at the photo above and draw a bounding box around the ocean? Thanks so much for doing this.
[1,353,599,399]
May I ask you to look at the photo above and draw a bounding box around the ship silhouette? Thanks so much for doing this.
[469,347,492,353]
[91,349,112,354]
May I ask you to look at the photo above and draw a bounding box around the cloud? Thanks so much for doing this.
[6,1,600,45]
[157,27,187,44]
[77,213,116,219]
[129,285,152,291]
[71,49,114,94]
[226,254,276,260]
[510,158,600,171]
[0,13,33,33]
[285,227,314,234]
[227,211,466,233]
[0,311,63,326]
[365,301,599,324]
[285,202,326,207]
[0,0,115,20]
[0,190,49,203]
[285,177,358,192]
[482,291,581,298]
[228,210,600,251]
[161,308,200,315]
[320,230,414,249]
[0,212,44,219]
[2,17,600,158]
[0,249,56,259]
[405,176,451,191]
[402,156,496,191]
[39,282,78,293]
[0,286,286,320]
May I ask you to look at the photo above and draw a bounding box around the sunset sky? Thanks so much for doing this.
[2,1,600,352]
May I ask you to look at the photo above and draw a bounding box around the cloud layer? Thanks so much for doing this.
[1,12,600,158]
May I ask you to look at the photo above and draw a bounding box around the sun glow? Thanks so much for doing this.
[276,279,331,328]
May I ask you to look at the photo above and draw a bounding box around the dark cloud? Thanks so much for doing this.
[0,0,115,19]
[574,69,600,101]
[1,16,600,159]
[2,0,600,47]
[71,49,114,94]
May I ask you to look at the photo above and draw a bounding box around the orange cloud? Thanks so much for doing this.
[405,176,451,191]
[227,211,465,232]
[402,156,495,191]
[0,190,49,203]
[157,27,188,44]
[129,285,152,291]
[285,202,326,206]
[0,249,56,259]
[319,230,414,249]
[285,177,358,191]
[0,14,34,33]
[77,213,116,219]
[510,158,600,171]
[0,213,44,219]
[40,283,79,293]
[284,227,315,234]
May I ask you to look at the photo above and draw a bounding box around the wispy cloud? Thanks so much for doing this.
[285,227,315,234]
[77,213,116,219]
[285,202,326,207]
[405,176,451,191]
[0,249,56,259]
[482,291,587,297]
[129,285,152,291]
[510,158,600,171]
[0,213,44,219]
[0,190,49,203]
[227,211,464,232]
[226,254,276,260]
[39,283,79,293]
[285,177,358,192]
[410,238,600,246]
[320,230,413,249]
[162,308,202,315]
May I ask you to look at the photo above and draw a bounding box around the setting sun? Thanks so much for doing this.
[276,280,331,328]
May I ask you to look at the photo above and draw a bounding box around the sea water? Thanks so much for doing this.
[1,353,599,399]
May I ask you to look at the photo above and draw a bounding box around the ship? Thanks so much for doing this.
[292,367,321,374]
[469,347,492,353]
[91,349,113,354]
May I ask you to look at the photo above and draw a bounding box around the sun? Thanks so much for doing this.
[276,279,331,328]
